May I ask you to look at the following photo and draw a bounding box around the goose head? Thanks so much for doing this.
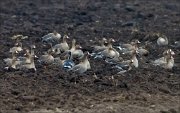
[62,34,69,42]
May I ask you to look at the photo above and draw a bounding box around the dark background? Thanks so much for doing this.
[0,0,180,113]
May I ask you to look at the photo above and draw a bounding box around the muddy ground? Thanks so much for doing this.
[0,0,180,113]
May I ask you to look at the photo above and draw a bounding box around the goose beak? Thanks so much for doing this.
[15,51,18,54]
[34,55,39,59]
[32,45,36,49]
[112,39,115,42]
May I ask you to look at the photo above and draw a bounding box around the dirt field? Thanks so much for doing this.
[0,0,180,113]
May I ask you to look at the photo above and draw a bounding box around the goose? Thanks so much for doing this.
[153,53,174,70]
[18,45,37,65]
[117,40,140,54]
[4,53,19,69]
[152,49,174,66]
[65,39,84,59]
[113,59,134,74]
[163,55,174,69]
[38,49,54,65]
[71,45,84,59]
[137,47,149,56]
[19,54,36,71]
[42,31,61,45]
[157,34,168,46]
[10,42,23,53]
[93,38,107,52]
[11,35,28,40]
[17,49,32,65]
[68,52,90,73]
[62,51,75,69]
[101,45,120,59]
[52,34,69,54]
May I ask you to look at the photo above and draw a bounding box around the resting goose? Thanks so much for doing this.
[18,45,37,65]
[42,31,61,45]
[157,34,168,46]
[52,34,69,54]
[117,40,140,54]
[4,53,19,69]
[11,34,28,40]
[19,54,36,71]
[10,42,23,53]
[71,45,84,59]
[62,51,75,69]
[93,38,107,52]
[113,59,134,74]
[101,45,120,59]
[18,49,32,65]
[68,52,90,73]
[152,49,175,68]
[137,47,149,56]
[38,49,54,65]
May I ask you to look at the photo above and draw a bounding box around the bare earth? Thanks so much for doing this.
[0,0,180,113]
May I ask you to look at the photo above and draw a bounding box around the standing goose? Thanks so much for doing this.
[157,33,168,46]
[68,52,90,73]
[42,31,61,45]
[52,34,70,54]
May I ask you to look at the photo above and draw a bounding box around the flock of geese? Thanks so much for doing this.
[3,31,176,74]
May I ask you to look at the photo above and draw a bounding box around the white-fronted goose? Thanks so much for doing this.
[93,38,107,52]
[71,45,84,59]
[157,34,168,46]
[68,52,90,73]
[52,34,69,54]
[113,59,134,74]
[38,49,54,65]
[42,31,61,45]
[4,53,19,69]
[152,49,175,69]
[10,42,23,53]
[62,51,75,69]
[117,40,140,54]
[19,54,36,71]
